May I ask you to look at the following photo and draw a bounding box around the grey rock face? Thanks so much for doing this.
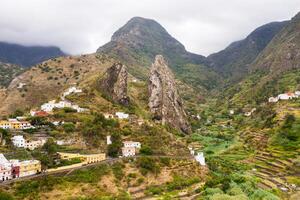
[148,55,191,133]
[98,63,129,105]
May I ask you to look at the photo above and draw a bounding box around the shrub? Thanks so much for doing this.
[63,122,75,133]
[140,145,153,155]
[137,157,160,175]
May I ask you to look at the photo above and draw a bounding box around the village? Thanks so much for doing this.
[0,86,206,183]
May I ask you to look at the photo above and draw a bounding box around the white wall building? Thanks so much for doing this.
[0,154,12,181]
[25,140,47,150]
[11,135,26,148]
[269,97,279,103]
[63,87,82,98]
[122,147,136,157]
[195,152,206,166]
[116,112,129,119]
[278,93,295,100]
[123,141,141,149]
[107,135,112,145]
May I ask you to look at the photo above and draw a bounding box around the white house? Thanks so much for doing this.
[107,135,112,145]
[278,93,295,100]
[295,91,300,97]
[115,112,129,119]
[229,110,235,115]
[11,135,26,148]
[122,147,136,157]
[0,154,12,182]
[63,87,82,97]
[123,141,141,149]
[268,97,279,103]
[17,83,26,89]
[24,139,47,150]
[41,100,57,112]
[104,113,114,119]
[195,152,206,166]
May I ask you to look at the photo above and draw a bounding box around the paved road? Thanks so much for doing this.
[0,155,193,186]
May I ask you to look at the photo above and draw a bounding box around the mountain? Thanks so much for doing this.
[208,21,288,83]
[0,41,66,67]
[97,17,222,91]
[225,12,300,105]
[0,61,24,88]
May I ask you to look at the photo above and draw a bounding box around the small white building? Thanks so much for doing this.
[104,113,114,119]
[229,110,235,115]
[295,91,300,97]
[122,147,136,157]
[195,152,206,166]
[63,87,82,97]
[268,97,279,103]
[278,93,295,100]
[17,83,26,89]
[25,139,47,150]
[107,135,112,145]
[115,112,129,119]
[123,141,141,149]
[41,100,56,112]
[11,135,26,148]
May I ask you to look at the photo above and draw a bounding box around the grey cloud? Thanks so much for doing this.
[0,0,299,56]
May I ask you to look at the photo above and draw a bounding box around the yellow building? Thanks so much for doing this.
[18,160,41,177]
[0,120,33,130]
[57,152,106,164]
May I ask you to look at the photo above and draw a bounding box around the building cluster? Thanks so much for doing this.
[122,141,141,157]
[40,86,87,113]
[268,91,300,103]
[41,100,87,113]
[0,154,41,182]
[0,118,34,130]
[11,135,47,150]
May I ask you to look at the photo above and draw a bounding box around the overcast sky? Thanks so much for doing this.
[0,0,299,56]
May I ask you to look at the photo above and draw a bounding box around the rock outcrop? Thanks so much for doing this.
[148,55,191,133]
[98,63,129,105]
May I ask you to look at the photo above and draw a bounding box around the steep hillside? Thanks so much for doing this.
[224,12,300,105]
[0,41,66,67]
[208,21,287,83]
[0,61,24,88]
[0,54,115,116]
[97,17,222,91]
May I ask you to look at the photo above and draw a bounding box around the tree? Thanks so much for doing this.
[107,132,122,157]
[42,138,58,155]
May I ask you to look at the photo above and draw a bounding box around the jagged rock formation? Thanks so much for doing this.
[98,63,129,105]
[148,55,191,133]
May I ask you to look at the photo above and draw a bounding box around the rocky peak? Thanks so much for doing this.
[148,55,191,134]
[98,63,129,105]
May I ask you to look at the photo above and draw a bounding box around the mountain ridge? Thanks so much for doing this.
[0,41,66,67]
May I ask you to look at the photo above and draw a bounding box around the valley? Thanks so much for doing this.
[0,10,299,200]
